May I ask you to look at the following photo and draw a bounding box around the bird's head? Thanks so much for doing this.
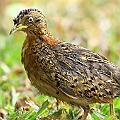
[10,8,47,35]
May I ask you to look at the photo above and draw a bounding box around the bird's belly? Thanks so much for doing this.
[25,67,92,107]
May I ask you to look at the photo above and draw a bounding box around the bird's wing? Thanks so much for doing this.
[53,43,120,99]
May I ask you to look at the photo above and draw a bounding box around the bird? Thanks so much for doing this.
[10,8,120,120]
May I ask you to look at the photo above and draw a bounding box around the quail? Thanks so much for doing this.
[10,8,120,120]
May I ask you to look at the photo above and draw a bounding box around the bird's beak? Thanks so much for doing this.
[9,24,28,35]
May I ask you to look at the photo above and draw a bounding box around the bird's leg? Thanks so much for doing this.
[80,106,90,120]
[56,99,60,110]
[110,99,114,115]
[110,103,114,115]
[110,100,116,120]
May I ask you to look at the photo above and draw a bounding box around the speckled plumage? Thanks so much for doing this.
[10,9,120,120]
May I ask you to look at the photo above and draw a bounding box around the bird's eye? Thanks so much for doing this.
[28,17,34,22]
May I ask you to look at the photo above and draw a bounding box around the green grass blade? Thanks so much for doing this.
[48,109,62,118]
[37,100,49,115]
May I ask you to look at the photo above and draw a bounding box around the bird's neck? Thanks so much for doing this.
[40,30,62,46]
[26,29,62,47]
